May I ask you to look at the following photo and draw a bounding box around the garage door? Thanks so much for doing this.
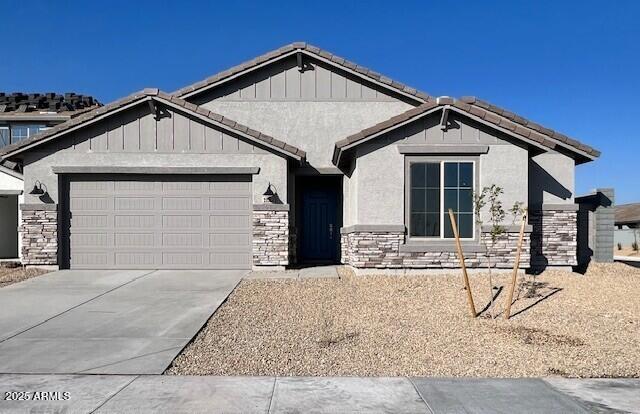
[64,175,252,269]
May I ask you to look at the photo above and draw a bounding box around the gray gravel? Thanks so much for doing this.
[167,263,640,378]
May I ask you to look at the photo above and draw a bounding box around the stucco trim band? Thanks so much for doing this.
[340,225,406,234]
[253,204,290,211]
[51,166,260,175]
[532,203,580,211]
[0,189,22,195]
[481,224,533,233]
[398,144,489,154]
[20,203,57,211]
[399,242,487,253]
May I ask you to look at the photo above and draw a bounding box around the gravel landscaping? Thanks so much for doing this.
[0,263,49,288]
[167,263,640,378]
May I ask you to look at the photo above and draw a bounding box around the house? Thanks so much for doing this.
[0,43,599,271]
[0,93,100,259]
[614,203,640,249]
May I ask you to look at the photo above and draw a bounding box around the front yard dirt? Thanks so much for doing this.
[167,263,640,378]
[0,263,49,288]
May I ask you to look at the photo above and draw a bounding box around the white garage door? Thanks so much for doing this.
[64,175,252,269]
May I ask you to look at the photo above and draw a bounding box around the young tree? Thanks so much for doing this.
[473,186,526,318]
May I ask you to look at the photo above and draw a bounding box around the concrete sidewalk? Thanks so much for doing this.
[1,375,637,413]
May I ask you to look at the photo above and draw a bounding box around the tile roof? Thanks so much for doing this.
[458,97,600,157]
[172,42,433,103]
[1,89,306,160]
[333,96,600,164]
[615,203,640,225]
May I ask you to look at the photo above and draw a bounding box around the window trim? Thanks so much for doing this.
[405,155,479,242]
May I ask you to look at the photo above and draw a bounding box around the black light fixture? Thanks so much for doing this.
[29,181,45,195]
[263,183,275,197]
[263,182,276,203]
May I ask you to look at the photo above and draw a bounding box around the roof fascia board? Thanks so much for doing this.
[445,106,552,153]
[179,49,426,104]
[333,106,442,165]
[3,96,303,162]
[1,97,152,159]
[333,105,557,165]
[0,164,23,180]
[302,51,426,104]
[180,49,299,99]
[157,98,302,160]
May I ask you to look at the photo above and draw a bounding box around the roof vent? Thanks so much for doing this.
[437,96,454,105]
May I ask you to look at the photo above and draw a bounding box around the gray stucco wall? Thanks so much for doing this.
[348,113,530,226]
[529,151,575,206]
[189,55,415,169]
[202,101,412,168]
[20,103,289,205]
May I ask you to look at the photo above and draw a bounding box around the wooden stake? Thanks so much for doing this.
[504,209,528,320]
[448,208,476,317]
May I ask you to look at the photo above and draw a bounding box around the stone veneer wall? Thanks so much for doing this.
[341,230,531,269]
[529,209,578,268]
[253,206,289,266]
[20,204,58,265]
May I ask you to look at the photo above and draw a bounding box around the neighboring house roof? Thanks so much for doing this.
[615,203,640,226]
[0,92,100,114]
[173,42,433,103]
[332,96,600,165]
[0,89,306,161]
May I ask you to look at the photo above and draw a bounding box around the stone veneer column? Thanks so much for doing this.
[341,225,531,269]
[252,204,289,267]
[20,204,58,266]
[529,206,578,268]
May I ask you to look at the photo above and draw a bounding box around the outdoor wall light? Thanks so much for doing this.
[29,181,46,195]
[263,182,277,203]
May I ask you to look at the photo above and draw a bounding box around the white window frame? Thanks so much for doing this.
[406,157,477,241]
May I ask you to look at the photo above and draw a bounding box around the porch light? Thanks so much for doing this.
[263,183,276,203]
[263,183,275,197]
[29,181,45,195]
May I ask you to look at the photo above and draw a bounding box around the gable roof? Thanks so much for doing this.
[333,96,600,165]
[615,203,640,226]
[1,89,306,161]
[173,42,433,104]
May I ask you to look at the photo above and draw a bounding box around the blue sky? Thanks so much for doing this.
[2,0,638,203]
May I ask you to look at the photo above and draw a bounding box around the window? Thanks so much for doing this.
[408,160,475,239]
[0,127,9,147]
[9,124,47,144]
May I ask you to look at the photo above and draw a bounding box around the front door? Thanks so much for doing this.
[300,182,339,263]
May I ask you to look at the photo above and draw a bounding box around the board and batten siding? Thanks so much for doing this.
[191,56,404,103]
[21,102,289,205]
[68,105,267,155]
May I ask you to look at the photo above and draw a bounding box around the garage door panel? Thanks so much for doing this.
[162,233,203,247]
[66,174,252,269]
[162,197,204,210]
[115,197,156,210]
[73,215,110,229]
[114,233,155,247]
[210,233,251,247]
[70,197,113,211]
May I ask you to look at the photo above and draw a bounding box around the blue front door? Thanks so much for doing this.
[300,185,338,262]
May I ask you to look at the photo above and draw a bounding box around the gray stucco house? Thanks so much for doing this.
[0,42,600,271]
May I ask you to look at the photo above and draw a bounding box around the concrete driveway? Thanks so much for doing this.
[0,269,244,374]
